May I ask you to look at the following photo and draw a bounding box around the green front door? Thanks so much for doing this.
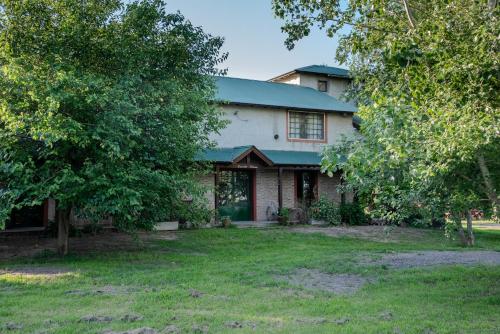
[217,170,253,221]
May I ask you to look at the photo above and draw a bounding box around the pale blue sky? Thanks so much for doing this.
[165,0,346,80]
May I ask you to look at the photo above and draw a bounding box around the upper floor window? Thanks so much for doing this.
[318,80,328,92]
[288,111,325,141]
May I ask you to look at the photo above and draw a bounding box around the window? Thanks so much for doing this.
[288,111,325,141]
[318,80,328,92]
[296,171,318,207]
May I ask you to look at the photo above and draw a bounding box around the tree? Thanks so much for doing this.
[0,0,227,254]
[273,0,499,245]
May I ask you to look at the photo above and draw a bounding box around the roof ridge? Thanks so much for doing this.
[215,76,330,93]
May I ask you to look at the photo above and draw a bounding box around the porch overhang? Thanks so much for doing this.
[196,146,324,168]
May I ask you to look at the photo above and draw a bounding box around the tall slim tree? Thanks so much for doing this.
[0,0,227,254]
[273,0,499,245]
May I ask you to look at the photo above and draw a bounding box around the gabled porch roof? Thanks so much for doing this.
[196,146,323,166]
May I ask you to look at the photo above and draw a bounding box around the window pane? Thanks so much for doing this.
[318,80,327,92]
[288,112,324,140]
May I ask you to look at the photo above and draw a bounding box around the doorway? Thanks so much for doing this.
[217,170,254,221]
[296,171,318,207]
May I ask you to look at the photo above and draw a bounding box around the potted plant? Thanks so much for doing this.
[221,216,232,228]
[155,220,179,231]
[277,208,290,226]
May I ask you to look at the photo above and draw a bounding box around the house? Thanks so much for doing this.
[3,65,356,231]
[196,65,357,222]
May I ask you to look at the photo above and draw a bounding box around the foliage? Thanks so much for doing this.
[274,0,499,241]
[339,202,367,226]
[0,0,227,231]
[277,207,290,225]
[309,197,341,225]
[81,222,104,236]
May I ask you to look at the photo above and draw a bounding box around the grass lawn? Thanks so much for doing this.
[1,227,499,334]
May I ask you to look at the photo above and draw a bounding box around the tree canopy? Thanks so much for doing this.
[0,0,226,252]
[274,0,499,245]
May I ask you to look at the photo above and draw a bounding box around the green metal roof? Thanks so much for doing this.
[215,76,357,113]
[261,149,322,166]
[196,146,252,163]
[295,65,350,78]
[196,146,323,166]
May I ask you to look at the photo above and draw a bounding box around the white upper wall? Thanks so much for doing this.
[298,73,353,104]
[273,72,355,106]
[276,73,300,85]
[210,105,355,152]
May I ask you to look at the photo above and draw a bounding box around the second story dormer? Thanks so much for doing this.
[269,65,353,104]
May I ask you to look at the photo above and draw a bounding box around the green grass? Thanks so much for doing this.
[1,228,499,333]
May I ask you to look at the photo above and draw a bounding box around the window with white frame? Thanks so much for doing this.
[288,111,325,140]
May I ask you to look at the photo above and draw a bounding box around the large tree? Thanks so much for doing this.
[0,0,226,254]
[273,0,499,245]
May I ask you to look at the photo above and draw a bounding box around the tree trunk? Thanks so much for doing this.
[466,210,475,247]
[454,215,468,246]
[477,155,499,223]
[57,209,71,256]
[454,211,475,247]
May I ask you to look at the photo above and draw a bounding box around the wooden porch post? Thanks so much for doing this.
[278,167,283,210]
[214,165,220,220]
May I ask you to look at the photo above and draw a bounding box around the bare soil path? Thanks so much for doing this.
[290,225,434,243]
[0,230,176,261]
[367,250,500,268]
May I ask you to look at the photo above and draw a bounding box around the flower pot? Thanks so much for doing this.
[155,221,179,231]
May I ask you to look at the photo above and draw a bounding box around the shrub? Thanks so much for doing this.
[277,208,290,225]
[339,202,367,225]
[178,198,215,229]
[82,222,104,235]
[309,198,341,225]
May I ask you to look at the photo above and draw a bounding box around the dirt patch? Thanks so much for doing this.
[3,322,23,330]
[275,268,372,294]
[225,321,257,330]
[65,285,141,296]
[102,328,157,334]
[0,267,73,277]
[291,226,433,243]
[79,315,113,323]
[0,230,177,261]
[368,251,500,268]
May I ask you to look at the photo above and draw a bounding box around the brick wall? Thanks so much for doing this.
[317,172,342,203]
[198,173,215,210]
[282,170,295,208]
[197,169,348,222]
[255,169,279,221]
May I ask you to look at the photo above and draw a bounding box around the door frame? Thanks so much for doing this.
[294,170,319,207]
[215,167,256,221]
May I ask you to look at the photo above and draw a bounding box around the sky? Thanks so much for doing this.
[164,0,345,80]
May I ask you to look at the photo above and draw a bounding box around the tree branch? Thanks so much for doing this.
[402,0,416,29]
[488,0,498,10]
